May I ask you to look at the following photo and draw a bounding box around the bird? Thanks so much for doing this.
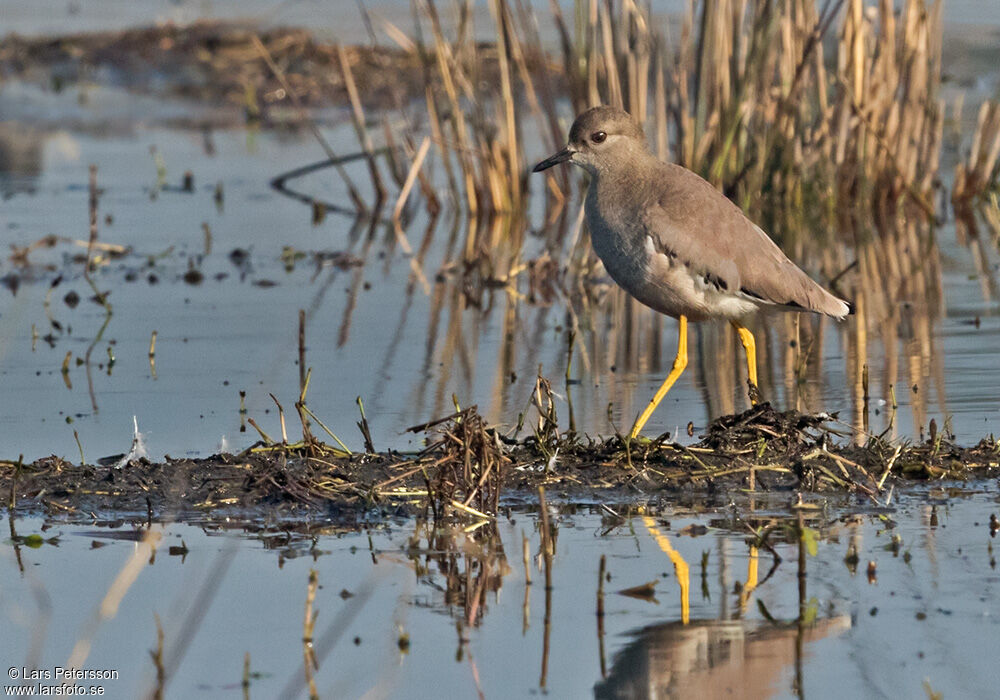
[532,106,852,438]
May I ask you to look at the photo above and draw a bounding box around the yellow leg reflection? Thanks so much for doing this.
[738,545,759,614]
[641,516,689,624]
[630,315,688,438]
[731,321,759,404]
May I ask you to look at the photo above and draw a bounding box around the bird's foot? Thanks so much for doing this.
[625,430,671,446]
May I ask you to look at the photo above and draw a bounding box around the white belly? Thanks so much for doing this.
[592,231,758,321]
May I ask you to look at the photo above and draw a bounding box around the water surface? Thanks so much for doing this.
[2,486,998,698]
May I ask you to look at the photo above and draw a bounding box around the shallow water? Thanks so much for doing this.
[1,486,998,698]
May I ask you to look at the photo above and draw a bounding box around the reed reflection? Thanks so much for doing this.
[406,520,511,630]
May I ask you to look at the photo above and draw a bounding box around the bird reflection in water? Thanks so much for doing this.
[594,613,850,700]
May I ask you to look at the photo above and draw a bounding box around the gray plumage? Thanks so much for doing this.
[535,106,851,323]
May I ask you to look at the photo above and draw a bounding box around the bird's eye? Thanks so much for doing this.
[591,131,607,144]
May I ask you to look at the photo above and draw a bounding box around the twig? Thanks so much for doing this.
[877,444,903,490]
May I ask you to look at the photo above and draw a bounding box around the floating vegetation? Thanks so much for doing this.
[2,384,997,524]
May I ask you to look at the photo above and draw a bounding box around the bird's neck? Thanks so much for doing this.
[593,147,658,181]
[590,151,657,201]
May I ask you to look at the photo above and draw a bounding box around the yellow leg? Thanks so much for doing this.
[731,321,759,404]
[630,315,688,438]
[642,516,689,624]
[738,545,759,614]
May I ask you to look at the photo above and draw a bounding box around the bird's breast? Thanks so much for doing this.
[585,191,649,291]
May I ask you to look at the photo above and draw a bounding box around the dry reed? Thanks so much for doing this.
[346,0,957,252]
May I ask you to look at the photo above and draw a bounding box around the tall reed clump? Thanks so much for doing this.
[333,0,1000,301]
[952,100,1000,213]
[358,2,965,256]
[397,0,565,281]
[542,0,947,247]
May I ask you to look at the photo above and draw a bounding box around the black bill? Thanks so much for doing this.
[532,147,575,172]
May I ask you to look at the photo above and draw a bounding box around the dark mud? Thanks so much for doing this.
[0,21,529,114]
[3,403,998,527]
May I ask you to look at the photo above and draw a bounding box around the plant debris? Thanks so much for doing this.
[3,403,997,527]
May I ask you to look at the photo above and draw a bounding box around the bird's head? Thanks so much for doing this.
[532,106,648,176]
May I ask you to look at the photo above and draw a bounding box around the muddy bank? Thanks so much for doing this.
[0,21,527,114]
[3,403,998,526]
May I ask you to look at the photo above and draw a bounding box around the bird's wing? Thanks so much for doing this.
[641,163,849,318]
